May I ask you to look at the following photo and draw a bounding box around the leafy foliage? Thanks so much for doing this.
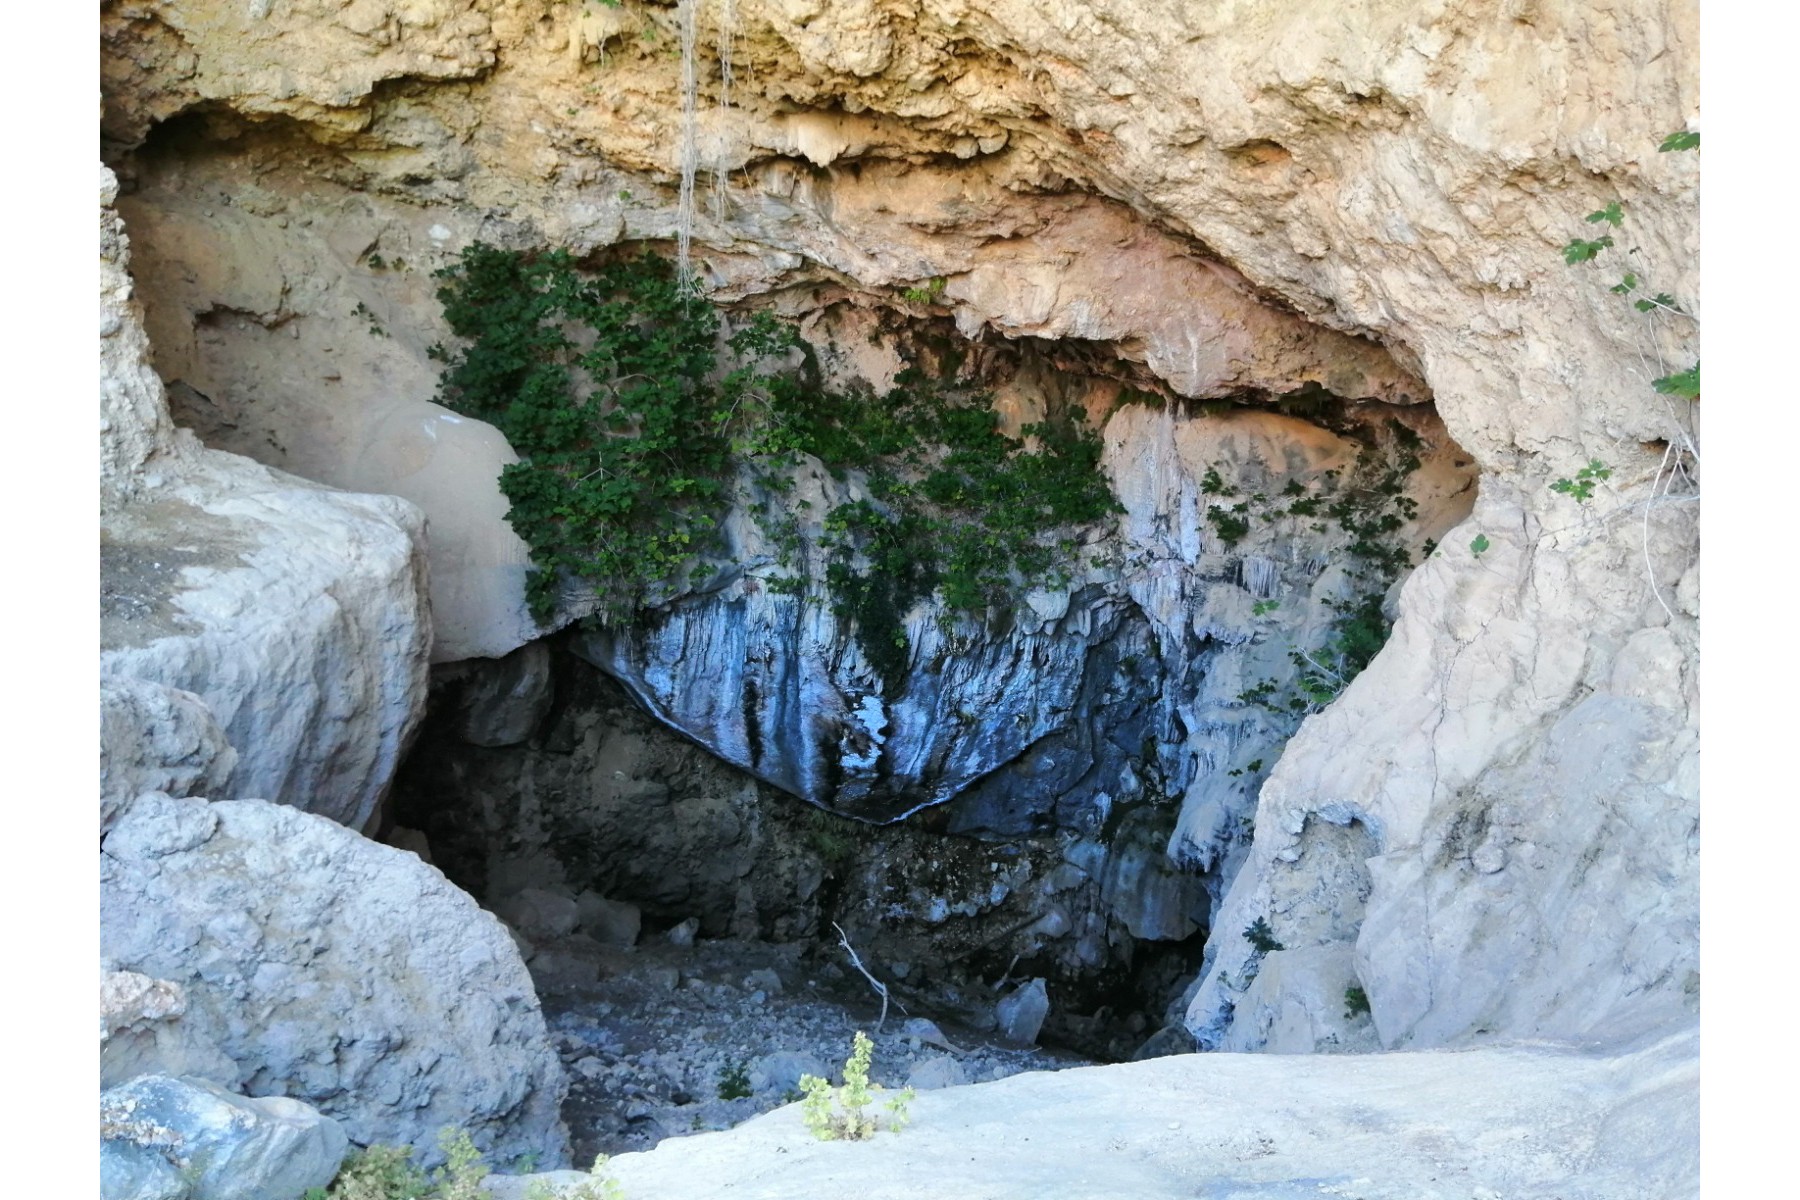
[1653,363,1700,400]
[1550,458,1611,502]
[1343,985,1372,1018]
[1242,917,1284,954]
[900,277,947,304]
[433,245,1116,679]
[302,1129,491,1200]
[1562,235,1614,264]
[1658,130,1700,152]
[1469,533,1490,557]
[717,1060,753,1101]
[433,247,759,622]
[1586,202,1624,228]
[797,1031,915,1141]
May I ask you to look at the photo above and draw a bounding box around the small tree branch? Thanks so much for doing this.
[833,921,905,1030]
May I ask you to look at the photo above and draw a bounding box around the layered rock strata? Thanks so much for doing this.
[101,0,1699,1056]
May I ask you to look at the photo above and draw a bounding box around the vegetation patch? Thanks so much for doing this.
[433,245,1116,682]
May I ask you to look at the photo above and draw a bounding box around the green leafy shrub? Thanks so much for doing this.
[1242,917,1284,954]
[302,1129,490,1200]
[796,1031,915,1141]
[432,244,1115,681]
[1550,459,1611,502]
[717,1060,753,1101]
[1344,985,1372,1018]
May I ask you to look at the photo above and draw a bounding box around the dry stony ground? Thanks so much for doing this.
[530,932,1087,1169]
[497,1022,1697,1200]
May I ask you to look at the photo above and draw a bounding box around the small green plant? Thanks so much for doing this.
[303,1129,490,1200]
[1207,505,1251,547]
[1344,984,1371,1018]
[352,301,389,338]
[1550,459,1611,502]
[523,1156,625,1200]
[1251,599,1280,617]
[367,253,386,270]
[1242,917,1284,954]
[797,1031,914,1141]
[1469,533,1490,557]
[900,277,947,304]
[717,1060,753,1101]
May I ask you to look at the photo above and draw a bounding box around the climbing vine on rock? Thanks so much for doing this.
[431,245,1117,672]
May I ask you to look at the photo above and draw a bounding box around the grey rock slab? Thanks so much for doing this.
[492,1026,1696,1200]
[446,641,555,746]
[493,887,582,941]
[100,1074,347,1200]
[906,1055,969,1091]
[994,978,1049,1046]
[749,1050,827,1096]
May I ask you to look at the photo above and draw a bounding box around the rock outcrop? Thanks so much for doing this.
[494,1024,1699,1200]
[101,0,1698,1061]
[101,792,569,1167]
[102,166,432,832]
[100,167,569,1166]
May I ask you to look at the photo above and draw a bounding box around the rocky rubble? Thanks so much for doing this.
[517,928,1084,1165]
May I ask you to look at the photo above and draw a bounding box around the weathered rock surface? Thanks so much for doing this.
[100,1074,348,1200]
[994,978,1049,1046]
[101,971,236,1090]
[100,678,237,835]
[577,399,1472,833]
[101,165,432,832]
[494,1025,1698,1199]
[101,792,569,1167]
[101,0,1699,1066]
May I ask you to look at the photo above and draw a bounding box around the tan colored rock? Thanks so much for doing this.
[100,0,1698,1057]
[100,969,238,1089]
[101,165,432,830]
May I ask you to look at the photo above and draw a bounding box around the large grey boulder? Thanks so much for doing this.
[101,792,569,1167]
[100,1074,347,1200]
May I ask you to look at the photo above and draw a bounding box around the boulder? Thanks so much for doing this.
[100,1074,347,1200]
[100,165,431,833]
[906,1056,969,1091]
[100,792,569,1167]
[492,887,582,942]
[576,893,642,947]
[994,978,1050,1046]
[447,641,556,746]
[749,1051,828,1096]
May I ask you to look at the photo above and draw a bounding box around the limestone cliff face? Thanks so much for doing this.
[101,0,1698,1052]
[101,167,569,1164]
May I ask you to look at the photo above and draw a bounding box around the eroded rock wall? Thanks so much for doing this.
[100,169,570,1164]
[102,0,1698,1052]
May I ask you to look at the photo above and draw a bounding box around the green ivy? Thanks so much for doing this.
[432,245,1117,681]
